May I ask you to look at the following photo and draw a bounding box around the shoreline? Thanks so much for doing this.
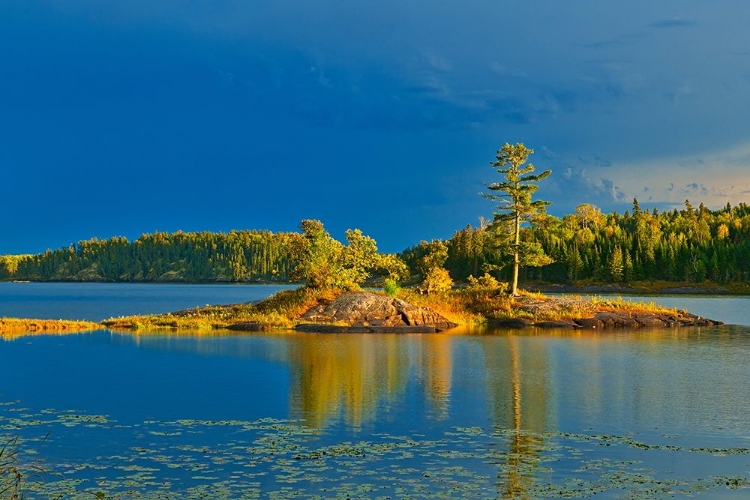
[4,279,749,295]
[526,283,736,295]
[99,289,725,333]
[3,288,726,335]
[0,318,102,336]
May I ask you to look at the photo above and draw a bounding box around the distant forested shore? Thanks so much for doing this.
[4,199,750,290]
[403,200,750,289]
[0,230,299,283]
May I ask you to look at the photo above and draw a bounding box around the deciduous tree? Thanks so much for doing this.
[291,219,407,290]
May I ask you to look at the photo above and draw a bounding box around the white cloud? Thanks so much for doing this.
[589,140,750,208]
[423,52,453,72]
[489,62,526,78]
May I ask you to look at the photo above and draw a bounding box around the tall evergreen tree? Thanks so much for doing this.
[483,143,553,295]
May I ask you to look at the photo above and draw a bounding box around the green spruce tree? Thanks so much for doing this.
[483,143,553,295]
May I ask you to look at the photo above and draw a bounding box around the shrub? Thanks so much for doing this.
[420,267,453,295]
[383,278,401,297]
[466,273,508,293]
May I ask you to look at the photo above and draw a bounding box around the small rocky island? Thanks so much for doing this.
[225,289,722,334]
[5,287,722,336]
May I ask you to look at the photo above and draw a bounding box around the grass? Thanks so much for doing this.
[403,287,681,324]
[102,303,262,331]
[0,318,101,337]
[254,286,343,318]
[102,287,346,331]
[396,289,486,326]
[590,295,678,315]
[101,285,494,332]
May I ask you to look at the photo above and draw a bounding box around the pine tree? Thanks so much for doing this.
[483,143,553,295]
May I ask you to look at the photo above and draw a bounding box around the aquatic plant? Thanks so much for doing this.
[0,436,22,499]
[0,435,50,499]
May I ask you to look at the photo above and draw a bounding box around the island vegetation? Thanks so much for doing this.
[1,143,732,333]
[0,318,101,337]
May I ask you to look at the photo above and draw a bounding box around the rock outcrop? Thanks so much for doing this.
[489,309,722,329]
[295,291,458,333]
[494,296,724,329]
[573,310,722,329]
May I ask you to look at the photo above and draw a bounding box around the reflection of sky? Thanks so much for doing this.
[2,327,750,495]
[3,1,750,253]
[3,327,749,441]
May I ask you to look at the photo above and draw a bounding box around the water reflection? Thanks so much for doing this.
[286,333,454,428]
[480,335,551,498]
[37,325,750,446]
[286,331,553,498]
[4,325,750,497]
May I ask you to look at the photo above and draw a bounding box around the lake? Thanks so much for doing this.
[1,283,749,498]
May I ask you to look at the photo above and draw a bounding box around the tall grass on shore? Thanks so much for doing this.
[102,287,345,331]
[397,288,486,326]
[590,295,677,315]
[0,318,101,337]
[399,287,680,324]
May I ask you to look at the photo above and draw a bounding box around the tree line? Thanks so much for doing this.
[0,223,407,287]
[6,142,750,289]
[6,201,750,286]
[0,230,300,282]
[401,199,750,286]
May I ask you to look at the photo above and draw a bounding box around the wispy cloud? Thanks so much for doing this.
[683,182,709,196]
[592,141,750,209]
[665,83,693,104]
[538,149,629,213]
[650,18,696,29]
[540,139,750,215]
[489,62,526,78]
[577,154,612,168]
[575,32,646,49]
[422,52,453,72]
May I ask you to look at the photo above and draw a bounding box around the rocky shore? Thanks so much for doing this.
[94,288,725,334]
[285,291,722,333]
[491,310,722,329]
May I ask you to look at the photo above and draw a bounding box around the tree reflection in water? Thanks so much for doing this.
[287,333,454,429]
[286,330,552,498]
[483,335,550,499]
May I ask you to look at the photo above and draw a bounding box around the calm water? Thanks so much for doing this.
[0,282,299,321]
[1,284,749,498]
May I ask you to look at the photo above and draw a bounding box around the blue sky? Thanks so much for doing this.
[3,1,750,254]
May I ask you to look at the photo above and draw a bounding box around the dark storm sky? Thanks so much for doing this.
[3,1,750,253]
